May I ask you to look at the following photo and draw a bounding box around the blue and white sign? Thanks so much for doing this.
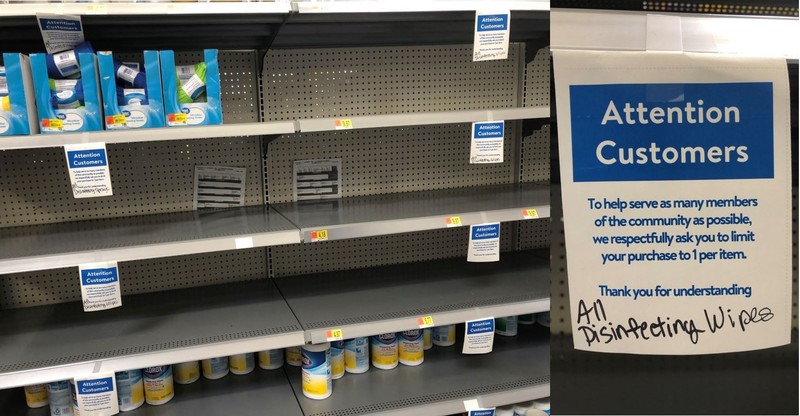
[74,373,119,416]
[64,142,113,198]
[468,408,496,416]
[36,13,84,54]
[473,11,510,61]
[79,262,122,312]
[554,50,792,354]
[463,317,495,354]
[467,222,500,262]
[470,121,504,164]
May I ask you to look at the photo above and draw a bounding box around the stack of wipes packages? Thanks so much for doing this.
[98,51,165,129]
[0,53,38,136]
[160,49,222,127]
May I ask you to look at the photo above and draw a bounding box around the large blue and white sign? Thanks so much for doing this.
[554,50,791,354]
[37,13,84,54]
[470,121,505,164]
[462,317,495,354]
[473,11,510,61]
[79,261,122,312]
[64,142,113,198]
[74,373,119,415]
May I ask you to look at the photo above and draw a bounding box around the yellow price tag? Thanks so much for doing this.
[86,4,107,13]
[417,316,435,328]
[522,209,539,219]
[445,216,462,227]
[310,229,329,242]
[112,115,127,125]
[334,118,353,130]
[44,119,63,130]
[325,328,344,341]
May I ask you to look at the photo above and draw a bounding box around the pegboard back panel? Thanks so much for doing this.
[0,249,267,309]
[272,226,513,277]
[0,137,263,227]
[524,46,550,108]
[521,124,550,183]
[266,123,517,203]
[519,218,550,250]
[262,44,523,121]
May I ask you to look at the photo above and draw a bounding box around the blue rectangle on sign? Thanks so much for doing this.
[77,377,113,395]
[469,410,495,416]
[569,82,774,182]
[68,149,108,169]
[471,224,499,240]
[39,18,82,32]
[473,122,504,139]
[476,14,508,32]
[467,319,495,334]
[81,267,118,286]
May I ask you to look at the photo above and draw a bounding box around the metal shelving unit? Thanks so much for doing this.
[0,207,301,274]
[272,183,549,243]
[276,250,549,344]
[0,279,305,390]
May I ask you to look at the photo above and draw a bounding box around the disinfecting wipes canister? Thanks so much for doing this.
[513,400,535,416]
[398,330,424,366]
[202,357,229,380]
[115,370,144,412]
[533,398,550,415]
[432,325,456,347]
[330,340,345,380]
[24,384,48,408]
[142,365,174,406]
[536,312,550,328]
[47,381,72,416]
[302,343,332,400]
[173,361,200,385]
[344,337,369,374]
[258,349,284,370]
[370,333,398,370]
[518,313,535,325]
[286,346,303,367]
[70,381,80,416]
[423,328,432,350]
[496,316,518,336]
[229,353,255,375]
[495,405,516,416]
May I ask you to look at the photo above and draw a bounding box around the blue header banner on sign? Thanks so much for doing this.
[81,267,118,286]
[473,122,504,139]
[39,18,82,32]
[467,319,495,334]
[469,410,495,416]
[67,149,108,169]
[476,14,508,32]
[77,377,113,394]
[471,224,500,240]
[570,82,774,182]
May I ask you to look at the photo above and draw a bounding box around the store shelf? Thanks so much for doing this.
[271,183,549,243]
[294,1,550,13]
[0,2,292,17]
[0,206,301,275]
[286,324,550,416]
[0,121,296,151]
[276,250,549,344]
[296,107,549,133]
[0,279,305,390]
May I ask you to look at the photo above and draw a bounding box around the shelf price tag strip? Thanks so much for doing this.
[417,315,435,328]
[523,208,539,219]
[325,328,344,342]
[445,216,462,227]
[310,229,329,242]
[334,118,353,130]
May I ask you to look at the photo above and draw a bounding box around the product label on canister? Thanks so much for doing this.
[345,338,369,371]
[229,353,254,374]
[370,333,398,366]
[74,373,119,416]
[432,325,456,343]
[330,341,345,378]
[496,316,518,334]
[286,346,303,366]
[258,350,283,369]
[116,65,139,85]
[115,370,144,411]
[302,348,331,397]
[202,357,228,377]
[173,361,199,384]
[142,366,173,404]
[24,384,48,408]
[47,381,73,415]
[399,330,424,363]
[54,50,80,78]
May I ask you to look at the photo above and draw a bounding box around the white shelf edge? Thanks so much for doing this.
[294,1,549,13]
[373,383,551,416]
[0,2,292,17]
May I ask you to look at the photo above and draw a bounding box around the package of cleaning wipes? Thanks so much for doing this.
[160,49,222,127]
[0,53,38,136]
[98,50,165,129]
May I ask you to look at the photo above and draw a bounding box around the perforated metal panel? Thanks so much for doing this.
[521,124,550,183]
[0,249,267,309]
[524,46,551,108]
[262,44,523,121]
[272,226,513,277]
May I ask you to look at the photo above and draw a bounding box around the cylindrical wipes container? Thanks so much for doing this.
[536,312,551,328]
[285,346,303,367]
[142,365,174,406]
[115,370,145,411]
[370,333,398,370]
[70,381,80,416]
[330,340,345,380]
[24,384,48,408]
[47,380,73,416]
[301,343,332,400]
[258,349,284,370]
[513,400,535,416]
[344,337,369,374]
[533,398,550,415]
[422,328,433,350]
[495,404,516,416]
[202,357,229,380]
[431,325,456,347]
[229,353,255,375]
[173,361,200,385]
[398,330,424,366]
[496,316,518,336]
[518,313,536,325]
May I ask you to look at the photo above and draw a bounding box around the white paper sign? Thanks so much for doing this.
[64,143,113,198]
[554,50,791,354]
[74,373,119,416]
[473,11,510,61]
[467,223,500,263]
[79,262,122,312]
[193,166,247,209]
[470,121,504,164]
[293,159,342,201]
[37,14,85,54]
[462,317,495,354]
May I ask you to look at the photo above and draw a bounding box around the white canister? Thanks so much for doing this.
[495,404,516,416]
[513,400,535,416]
[518,313,536,325]
[431,325,456,347]
[229,353,255,375]
[142,365,174,406]
[330,340,345,380]
[202,357,230,380]
[285,346,303,367]
[115,370,145,412]
[258,349,284,370]
[301,343,332,400]
[496,316,518,336]
[533,398,550,415]
[536,312,551,328]
[24,384,48,408]
[344,337,369,374]
[370,333,398,370]
[173,361,200,385]
[47,381,73,416]
[422,328,432,350]
[398,330,424,366]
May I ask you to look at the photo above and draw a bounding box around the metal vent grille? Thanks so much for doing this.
[0,249,267,309]
[524,47,550,108]
[521,124,550,183]
[272,226,513,277]
[266,123,516,204]
[306,376,550,416]
[262,44,523,121]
